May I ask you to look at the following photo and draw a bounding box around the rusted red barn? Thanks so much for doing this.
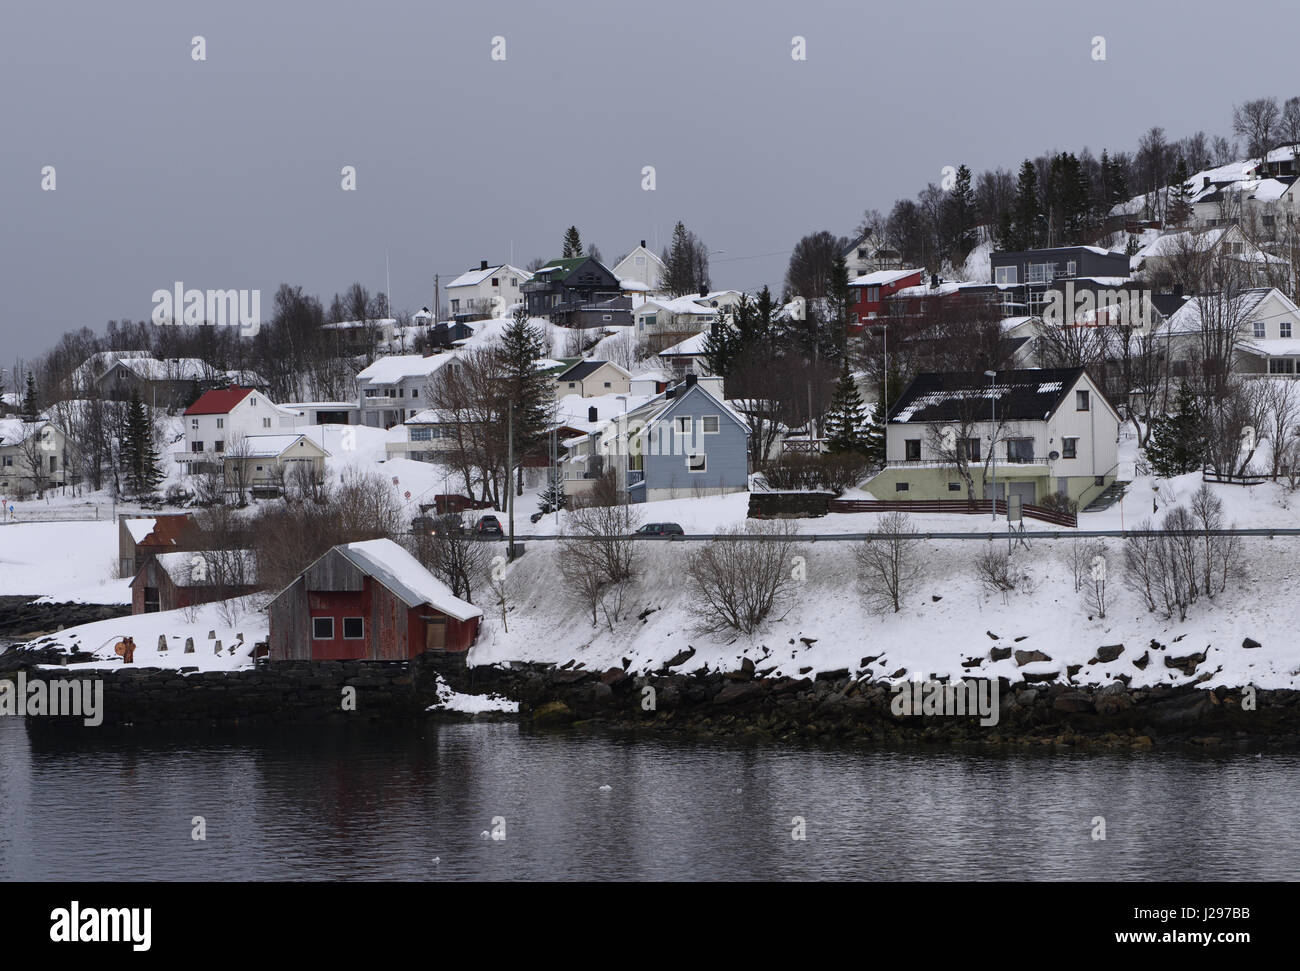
[267,539,482,661]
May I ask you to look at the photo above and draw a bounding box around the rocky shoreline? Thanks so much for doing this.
[457,660,1299,750]
[0,596,130,654]
[5,643,1297,749]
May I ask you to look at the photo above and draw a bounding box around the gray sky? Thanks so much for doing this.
[2,0,1295,364]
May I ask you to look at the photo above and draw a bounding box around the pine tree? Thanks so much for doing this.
[825,255,853,359]
[1007,159,1043,251]
[941,163,978,260]
[20,373,39,422]
[862,401,887,469]
[537,475,566,514]
[498,307,552,490]
[1166,158,1194,227]
[562,226,583,259]
[824,366,869,453]
[122,388,163,497]
[661,221,710,297]
[1145,382,1205,477]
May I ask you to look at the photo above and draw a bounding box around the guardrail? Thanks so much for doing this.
[430,526,1300,542]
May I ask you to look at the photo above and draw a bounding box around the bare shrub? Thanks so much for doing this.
[855,511,921,613]
[684,521,804,634]
[1063,538,1107,592]
[406,514,491,603]
[558,492,641,627]
[1081,542,1109,618]
[974,548,1017,594]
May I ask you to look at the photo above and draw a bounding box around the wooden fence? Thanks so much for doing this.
[828,498,1078,528]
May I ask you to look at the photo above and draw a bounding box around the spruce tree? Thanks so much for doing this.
[1166,159,1194,227]
[1008,159,1043,251]
[537,475,566,514]
[122,388,163,497]
[498,307,552,489]
[562,226,583,259]
[824,366,869,453]
[1145,383,1205,477]
[825,255,853,360]
[862,401,887,469]
[20,373,39,422]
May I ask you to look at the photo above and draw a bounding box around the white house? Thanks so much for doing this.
[445,261,532,320]
[0,419,71,495]
[223,433,330,494]
[868,367,1120,508]
[844,232,903,277]
[612,242,666,291]
[177,386,301,472]
[553,360,632,398]
[357,354,461,428]
[1165,287,1300,376]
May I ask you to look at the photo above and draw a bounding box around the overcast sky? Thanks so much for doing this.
[1,0,1296,365]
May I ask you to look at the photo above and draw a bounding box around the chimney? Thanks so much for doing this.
[588,405,598,423]
[699,286,708,298]
[685,374,698,388]
[931,274,940,289]
[666,387,676,399]
[640,240,646,249]
[480,260,488,271]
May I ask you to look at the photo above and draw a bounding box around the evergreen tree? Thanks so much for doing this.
[20,373,39,422]
[562,226,583,259]
[498,307,553,488]
[824,366,869,453]
[1006,159,1043,251]
[940,164,978,260]
[1145,383,1205,477]
[824,255,853,359]
[1166,158,1194,227]
[862,401,887,469]
[537,475,566,514]
[121,388,163,497]
[660,221,710,297]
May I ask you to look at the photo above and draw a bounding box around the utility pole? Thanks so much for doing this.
[507,400,516,561]
[434,274,440,325]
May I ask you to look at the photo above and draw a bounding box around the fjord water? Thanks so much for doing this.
[2,718,1295,881]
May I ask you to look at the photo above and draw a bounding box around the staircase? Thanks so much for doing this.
[1083,480,1128,512]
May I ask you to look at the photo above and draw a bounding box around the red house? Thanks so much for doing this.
[267,539,482,660]
[848,269,924,331]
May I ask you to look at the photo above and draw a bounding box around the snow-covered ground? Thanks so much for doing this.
[0,521,129,603]
[426,674,518,714]
[28,599,265,673]
[471,534,1300,690]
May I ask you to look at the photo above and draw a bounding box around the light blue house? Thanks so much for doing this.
[562,375,750,503]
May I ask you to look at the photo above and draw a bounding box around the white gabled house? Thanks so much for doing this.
[445,261,532,321]
[0,419,72,495]
[177,386,301,473]
[357,354,461,428]
[612,242,666,291]
[868,367,1121,509]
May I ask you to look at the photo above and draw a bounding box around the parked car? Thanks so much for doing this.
[474,514,504,536]
[411,515,435,532]
[633,522,685,538]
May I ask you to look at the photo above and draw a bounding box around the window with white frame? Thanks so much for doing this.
[994,266,1018,285]
[702,415,720,433]
[1062,437,1078,459]
[1254,319,1267,338]
[216,418,224,429]
[1269,358,1296,374]
[687,453,706,472]
[1283,320,1293,339]
[263,417,271,428]
[677,417,691,435]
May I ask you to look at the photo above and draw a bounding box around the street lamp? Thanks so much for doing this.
[984,370,997,520]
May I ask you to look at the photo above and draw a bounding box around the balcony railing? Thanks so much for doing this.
[887,455,1052,467]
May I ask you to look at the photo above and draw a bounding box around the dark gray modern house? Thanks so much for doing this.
[988,246,1132,317]
[521,256,625,326]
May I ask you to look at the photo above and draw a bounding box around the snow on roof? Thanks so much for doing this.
[124,518,158,543]
[658,332,709,356]
[338,539,482,620]
[1164,288,1278,334]
[152,550,257,587]
[357,354,457,383]
[235,433,327,458]
[555,393,652,432]
[0,418,45,446]
[849,269,921,287]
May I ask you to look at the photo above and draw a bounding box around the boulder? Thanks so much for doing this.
[1096,644,1124,663]
[665,647,696,669]
[1242,637,1262,650]
[990,647,1013,662]
[1014,649,1052,666]
[531,701,577,727]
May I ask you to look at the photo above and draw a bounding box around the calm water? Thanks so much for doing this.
[1,717,1295,881]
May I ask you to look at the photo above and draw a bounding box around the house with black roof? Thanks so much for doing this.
[866,367,1120,509]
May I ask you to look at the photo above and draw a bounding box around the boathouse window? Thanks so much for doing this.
[312,617,334,639]
[343,617,364,640]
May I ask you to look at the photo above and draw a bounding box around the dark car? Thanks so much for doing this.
[633,522,685,538]
[474,515,504,536]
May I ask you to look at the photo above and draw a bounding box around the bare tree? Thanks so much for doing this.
[558,478,641,627]
[855,511,921,613]
[1081,542,1109,619]
[407,514,492,604]
[225,433,253,506]
[1233,97,1280,160]
[16,421,51,499]
[1203,380,1267,476]
[1261,379,1300,478]
[684,521,804,635]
